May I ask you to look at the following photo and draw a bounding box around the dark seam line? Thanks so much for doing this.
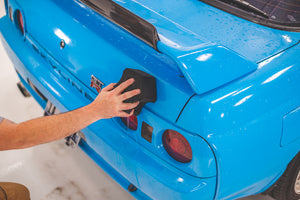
[257,40,300,64]
[0,185,8,200]
[175,93,196,123]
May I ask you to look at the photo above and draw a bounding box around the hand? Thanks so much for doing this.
[89,78,140,119]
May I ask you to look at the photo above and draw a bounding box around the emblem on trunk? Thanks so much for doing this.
[91,75,104,93]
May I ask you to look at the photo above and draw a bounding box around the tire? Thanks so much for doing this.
[270,151,300,200]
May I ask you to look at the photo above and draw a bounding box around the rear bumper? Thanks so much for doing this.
[0,16,216,200]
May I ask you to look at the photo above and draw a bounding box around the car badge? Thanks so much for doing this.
[91,75,104,93]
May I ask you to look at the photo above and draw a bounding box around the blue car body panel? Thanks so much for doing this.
[1,0,300,199]
[177,43,300,199]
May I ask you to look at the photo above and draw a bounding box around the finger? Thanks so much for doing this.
[118,110,134,117]
[102,83,116,91]
[114,78,134,94]
[120,89,140,101]
[120,101,140,110]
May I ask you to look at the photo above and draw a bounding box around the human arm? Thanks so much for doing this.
[0,78,140,151]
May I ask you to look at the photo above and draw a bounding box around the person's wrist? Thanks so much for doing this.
[85,102,104,121]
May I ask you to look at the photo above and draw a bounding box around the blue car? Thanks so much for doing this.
[1,0,300,199]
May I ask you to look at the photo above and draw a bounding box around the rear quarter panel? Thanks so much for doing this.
[177,42,300,199]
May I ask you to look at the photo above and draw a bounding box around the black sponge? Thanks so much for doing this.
[114,68,157,115]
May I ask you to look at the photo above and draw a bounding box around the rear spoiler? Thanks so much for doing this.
[162,44,257,94]
[79,0,160,50]
[80,0,257,95]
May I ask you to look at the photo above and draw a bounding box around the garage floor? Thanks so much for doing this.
[0,2,274,200]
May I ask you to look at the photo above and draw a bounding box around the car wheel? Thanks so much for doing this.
[270,152,300,200]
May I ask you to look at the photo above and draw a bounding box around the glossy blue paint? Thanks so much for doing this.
[177,43,300,199]
[1,0,300,199]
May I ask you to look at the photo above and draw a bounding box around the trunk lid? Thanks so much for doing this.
[117,0,300,63]
[20,0,300,99]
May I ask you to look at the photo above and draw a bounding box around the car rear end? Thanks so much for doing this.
[0,0,217,199]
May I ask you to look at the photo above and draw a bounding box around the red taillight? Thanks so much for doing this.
[121,115,138,130]
[16,10,24,34]
[162,130,192,163]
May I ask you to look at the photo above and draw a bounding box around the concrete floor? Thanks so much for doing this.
[0,1,275,200]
